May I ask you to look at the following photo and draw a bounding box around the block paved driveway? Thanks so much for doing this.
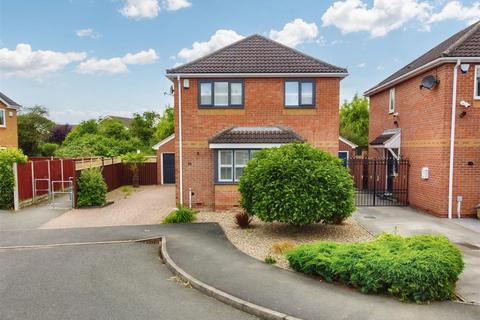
[355,206,480,304]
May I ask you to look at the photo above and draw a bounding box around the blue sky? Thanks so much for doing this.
[1,0,479,123]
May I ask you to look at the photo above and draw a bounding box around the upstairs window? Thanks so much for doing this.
[389,88,395,114]
[199,80,244,107]
[0,109,5,127]
[475,65,480,99]
[284,80,315,107]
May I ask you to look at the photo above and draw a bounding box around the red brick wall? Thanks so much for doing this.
[369,63,479,217]
[172,77,342,209]
[156,136,175,185]
[339,139,356,157]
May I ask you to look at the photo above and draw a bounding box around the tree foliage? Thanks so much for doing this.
[18,106,55,155]
[339,95,369,147]
[153,106,174,142]
[120,152,146,188]
[239,143,355,226]
[50,124,73,144]
[76,167,107,207]
[130,111,160,146]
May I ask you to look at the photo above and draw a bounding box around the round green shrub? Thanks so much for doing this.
[239,143,355,226]
[39,143,59,156]
[76,167,107,207]
[162,204,196,224]
[286,234,464,302]
[0,148,27,209]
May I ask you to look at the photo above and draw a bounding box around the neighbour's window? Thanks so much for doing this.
[475,65,480,99]
[199,80,244,107]
[389,88,395,114]
[284,80,315,107]
[0,109,5,127]
[217,149,259,183]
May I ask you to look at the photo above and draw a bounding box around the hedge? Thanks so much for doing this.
[239,143,355,226]
[286,234,464,302]
[0,148,27,209]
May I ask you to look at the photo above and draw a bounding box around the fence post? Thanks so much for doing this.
[31,161,35,203]
[13,163,20,211]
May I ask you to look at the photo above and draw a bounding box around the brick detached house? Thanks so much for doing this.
[0,92,21,149]
[365,22,480,218]
[161,35,348,209]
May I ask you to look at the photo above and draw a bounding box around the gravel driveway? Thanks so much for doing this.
[40,185,175,229]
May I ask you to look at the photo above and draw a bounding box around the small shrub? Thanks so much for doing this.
[235,211,253,229]
[264,255,277,264]
[286,234,464,302]
[162,204,196,224]
[271,240,296,255]
[0,148,27,209]
[239,143,355,226]
[121,185,134,198]
[120,152,145,188]
[39,143,59,156]
[76,167,107,207]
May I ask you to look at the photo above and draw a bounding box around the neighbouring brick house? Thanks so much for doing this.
[338,136,358,166]
[365,22,480,218]
[0,92,21,149]
[163,35,347,209]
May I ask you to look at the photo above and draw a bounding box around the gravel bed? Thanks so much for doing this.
[196,210,373,269]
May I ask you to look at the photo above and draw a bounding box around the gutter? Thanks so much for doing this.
[448,59,461,219]
[166,72,349,79]
[177,76,184,205]
[364,57,480,96]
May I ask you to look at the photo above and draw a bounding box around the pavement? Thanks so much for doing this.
[354,206,480,304]
[1,224,479,320]
[0,204,68,231]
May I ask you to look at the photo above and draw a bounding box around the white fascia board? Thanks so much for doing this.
[0,97,20,110]
[152,134,175,150]
[339,136,358,149]
[364,57,480,96]
[167,72,349,79]
[209,143,283,149]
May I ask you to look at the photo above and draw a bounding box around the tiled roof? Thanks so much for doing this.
[366,21,480,95]
[209,126,305,144]
[370,133,396,146]
[167,35,347,75]
[0,91,22,108]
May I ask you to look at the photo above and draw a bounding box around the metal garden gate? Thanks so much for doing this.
[348,158,409,206]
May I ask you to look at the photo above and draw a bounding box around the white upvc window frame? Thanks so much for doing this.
[388,87,395,114]
[474,65,480,100]
[0,109,6,128]
[218,150,234,182]
[233,150,249,182]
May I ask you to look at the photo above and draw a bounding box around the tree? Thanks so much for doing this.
[18,106,55,155]
[98,118,129,140]
[153,106,174,142]
[130,111,160,146]
[50,124,73,144]
[120,152,146,188]
[340,95,369,147]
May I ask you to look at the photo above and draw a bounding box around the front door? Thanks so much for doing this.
[162,153,175,184]
[385,150,395,193]
[338,151,349,167]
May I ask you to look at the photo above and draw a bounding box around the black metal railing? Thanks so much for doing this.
[348,158,409,206]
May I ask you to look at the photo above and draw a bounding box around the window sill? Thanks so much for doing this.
[284,106,316,109]
[214,181,239,185]
[198,105,244,109]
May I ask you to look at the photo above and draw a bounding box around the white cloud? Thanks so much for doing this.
[269,18,319,47]
[163,0,191,11]
[177,29,244,62]
[428,1,480,24]
[119,0,160,19]
[0,43,86,78]
[322,0,432,37]
[76,28,102,39]
[357,62,366,68]
[76,49,158,75]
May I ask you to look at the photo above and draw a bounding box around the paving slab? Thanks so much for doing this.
[354,206,480,304]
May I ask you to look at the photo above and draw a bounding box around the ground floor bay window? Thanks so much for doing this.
[217,149,259,183]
